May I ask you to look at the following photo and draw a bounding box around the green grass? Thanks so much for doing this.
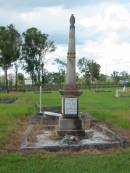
[0,92,36,145]
[0,152,130,173]
[0,91,61,144]
[0,89,130,144]
[0,89,130,173]
[80,89,130,128]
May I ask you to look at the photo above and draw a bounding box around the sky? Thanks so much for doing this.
[1,0,130,75]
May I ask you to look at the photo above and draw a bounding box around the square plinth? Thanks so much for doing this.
[57,118,85,137]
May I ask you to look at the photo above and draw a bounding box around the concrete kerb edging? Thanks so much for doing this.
[20,111,129,152]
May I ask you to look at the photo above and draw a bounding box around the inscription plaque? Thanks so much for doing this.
[65,98,77,114]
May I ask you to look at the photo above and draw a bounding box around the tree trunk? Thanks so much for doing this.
[15,68,18,91]
[38,70,40,86]
[31,72,34,86]
[4,67,8,93]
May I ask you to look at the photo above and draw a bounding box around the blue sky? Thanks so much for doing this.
[1,0,130,75]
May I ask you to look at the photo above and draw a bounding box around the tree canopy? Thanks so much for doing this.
[77,57,100,85]
[22,27,55,85]
[0,24,21,92]
[111,70,129,82]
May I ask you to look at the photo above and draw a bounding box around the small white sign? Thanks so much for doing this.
[65,98,77,114]
[24,79,32,85]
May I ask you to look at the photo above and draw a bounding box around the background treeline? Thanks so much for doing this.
[0,24,130,92]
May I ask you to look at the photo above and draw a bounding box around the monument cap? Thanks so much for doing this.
[70,14,75,26]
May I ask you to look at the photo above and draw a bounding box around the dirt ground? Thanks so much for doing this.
[114,128,130,142]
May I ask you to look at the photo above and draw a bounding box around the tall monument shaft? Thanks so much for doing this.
[66,14,76,88]
[58,14,85,137]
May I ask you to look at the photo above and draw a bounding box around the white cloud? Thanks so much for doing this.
[1,1,130,76]
[18,6,70,33]
[79,3,130,32]
[45,45,67,72]
[76,2,130,74]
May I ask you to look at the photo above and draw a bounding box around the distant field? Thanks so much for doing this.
[0,89,130,173]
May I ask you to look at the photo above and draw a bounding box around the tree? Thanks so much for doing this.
[17,73,24,86]
[52,72,65,85]
[22,27,55,85]
[77,57,100,85]
[120,71,128,80]
[99,74,107,82]
[54,58,67,71]
[14,62,19,90]
[0,24,21,92]
[111,71,120,82]
[41,70,50,84]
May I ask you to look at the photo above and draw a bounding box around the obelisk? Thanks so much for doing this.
[57,14,85,136]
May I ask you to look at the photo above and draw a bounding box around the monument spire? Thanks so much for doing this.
[58,14,85,137]
[68,14,75,53]
[66,14,76,88]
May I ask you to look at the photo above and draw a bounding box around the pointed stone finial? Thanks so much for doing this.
[70,14,75,26]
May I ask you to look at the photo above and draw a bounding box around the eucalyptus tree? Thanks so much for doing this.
[78,57,100,85]
[111,71,120,82]
[120,71,129,80]
[14,61,22,90]
[22,27,55,85]
[0,24,21,92]
[54,58,67,72]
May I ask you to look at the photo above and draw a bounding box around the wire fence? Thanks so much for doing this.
[0,82,126,92]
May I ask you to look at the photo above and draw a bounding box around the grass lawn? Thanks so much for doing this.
[0,88,130,173]
[80,89,130,128]
[0,152,130,173]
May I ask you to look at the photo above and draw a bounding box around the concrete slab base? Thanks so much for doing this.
[21,128,129,151]
[20,110,129,152]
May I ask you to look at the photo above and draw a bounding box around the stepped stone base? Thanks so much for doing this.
[57,118,85,137]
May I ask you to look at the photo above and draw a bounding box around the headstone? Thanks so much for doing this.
[123,86,126,92]
[115,89,119,97]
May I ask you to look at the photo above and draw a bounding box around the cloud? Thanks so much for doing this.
[79,3,130,32]
[75,2,130,74]
[1,1,130,75]
[18,6,69,31]
[0,0,119,10]
[45,45,67,72]
[3,0,130,9]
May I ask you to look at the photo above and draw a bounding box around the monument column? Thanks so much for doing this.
[57,14,85,136]
[66,14,76,88]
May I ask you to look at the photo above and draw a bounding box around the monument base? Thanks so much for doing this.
[57,118,85,137]
[57,129,85,137]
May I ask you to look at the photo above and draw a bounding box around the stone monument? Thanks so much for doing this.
[57,14,85,136]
